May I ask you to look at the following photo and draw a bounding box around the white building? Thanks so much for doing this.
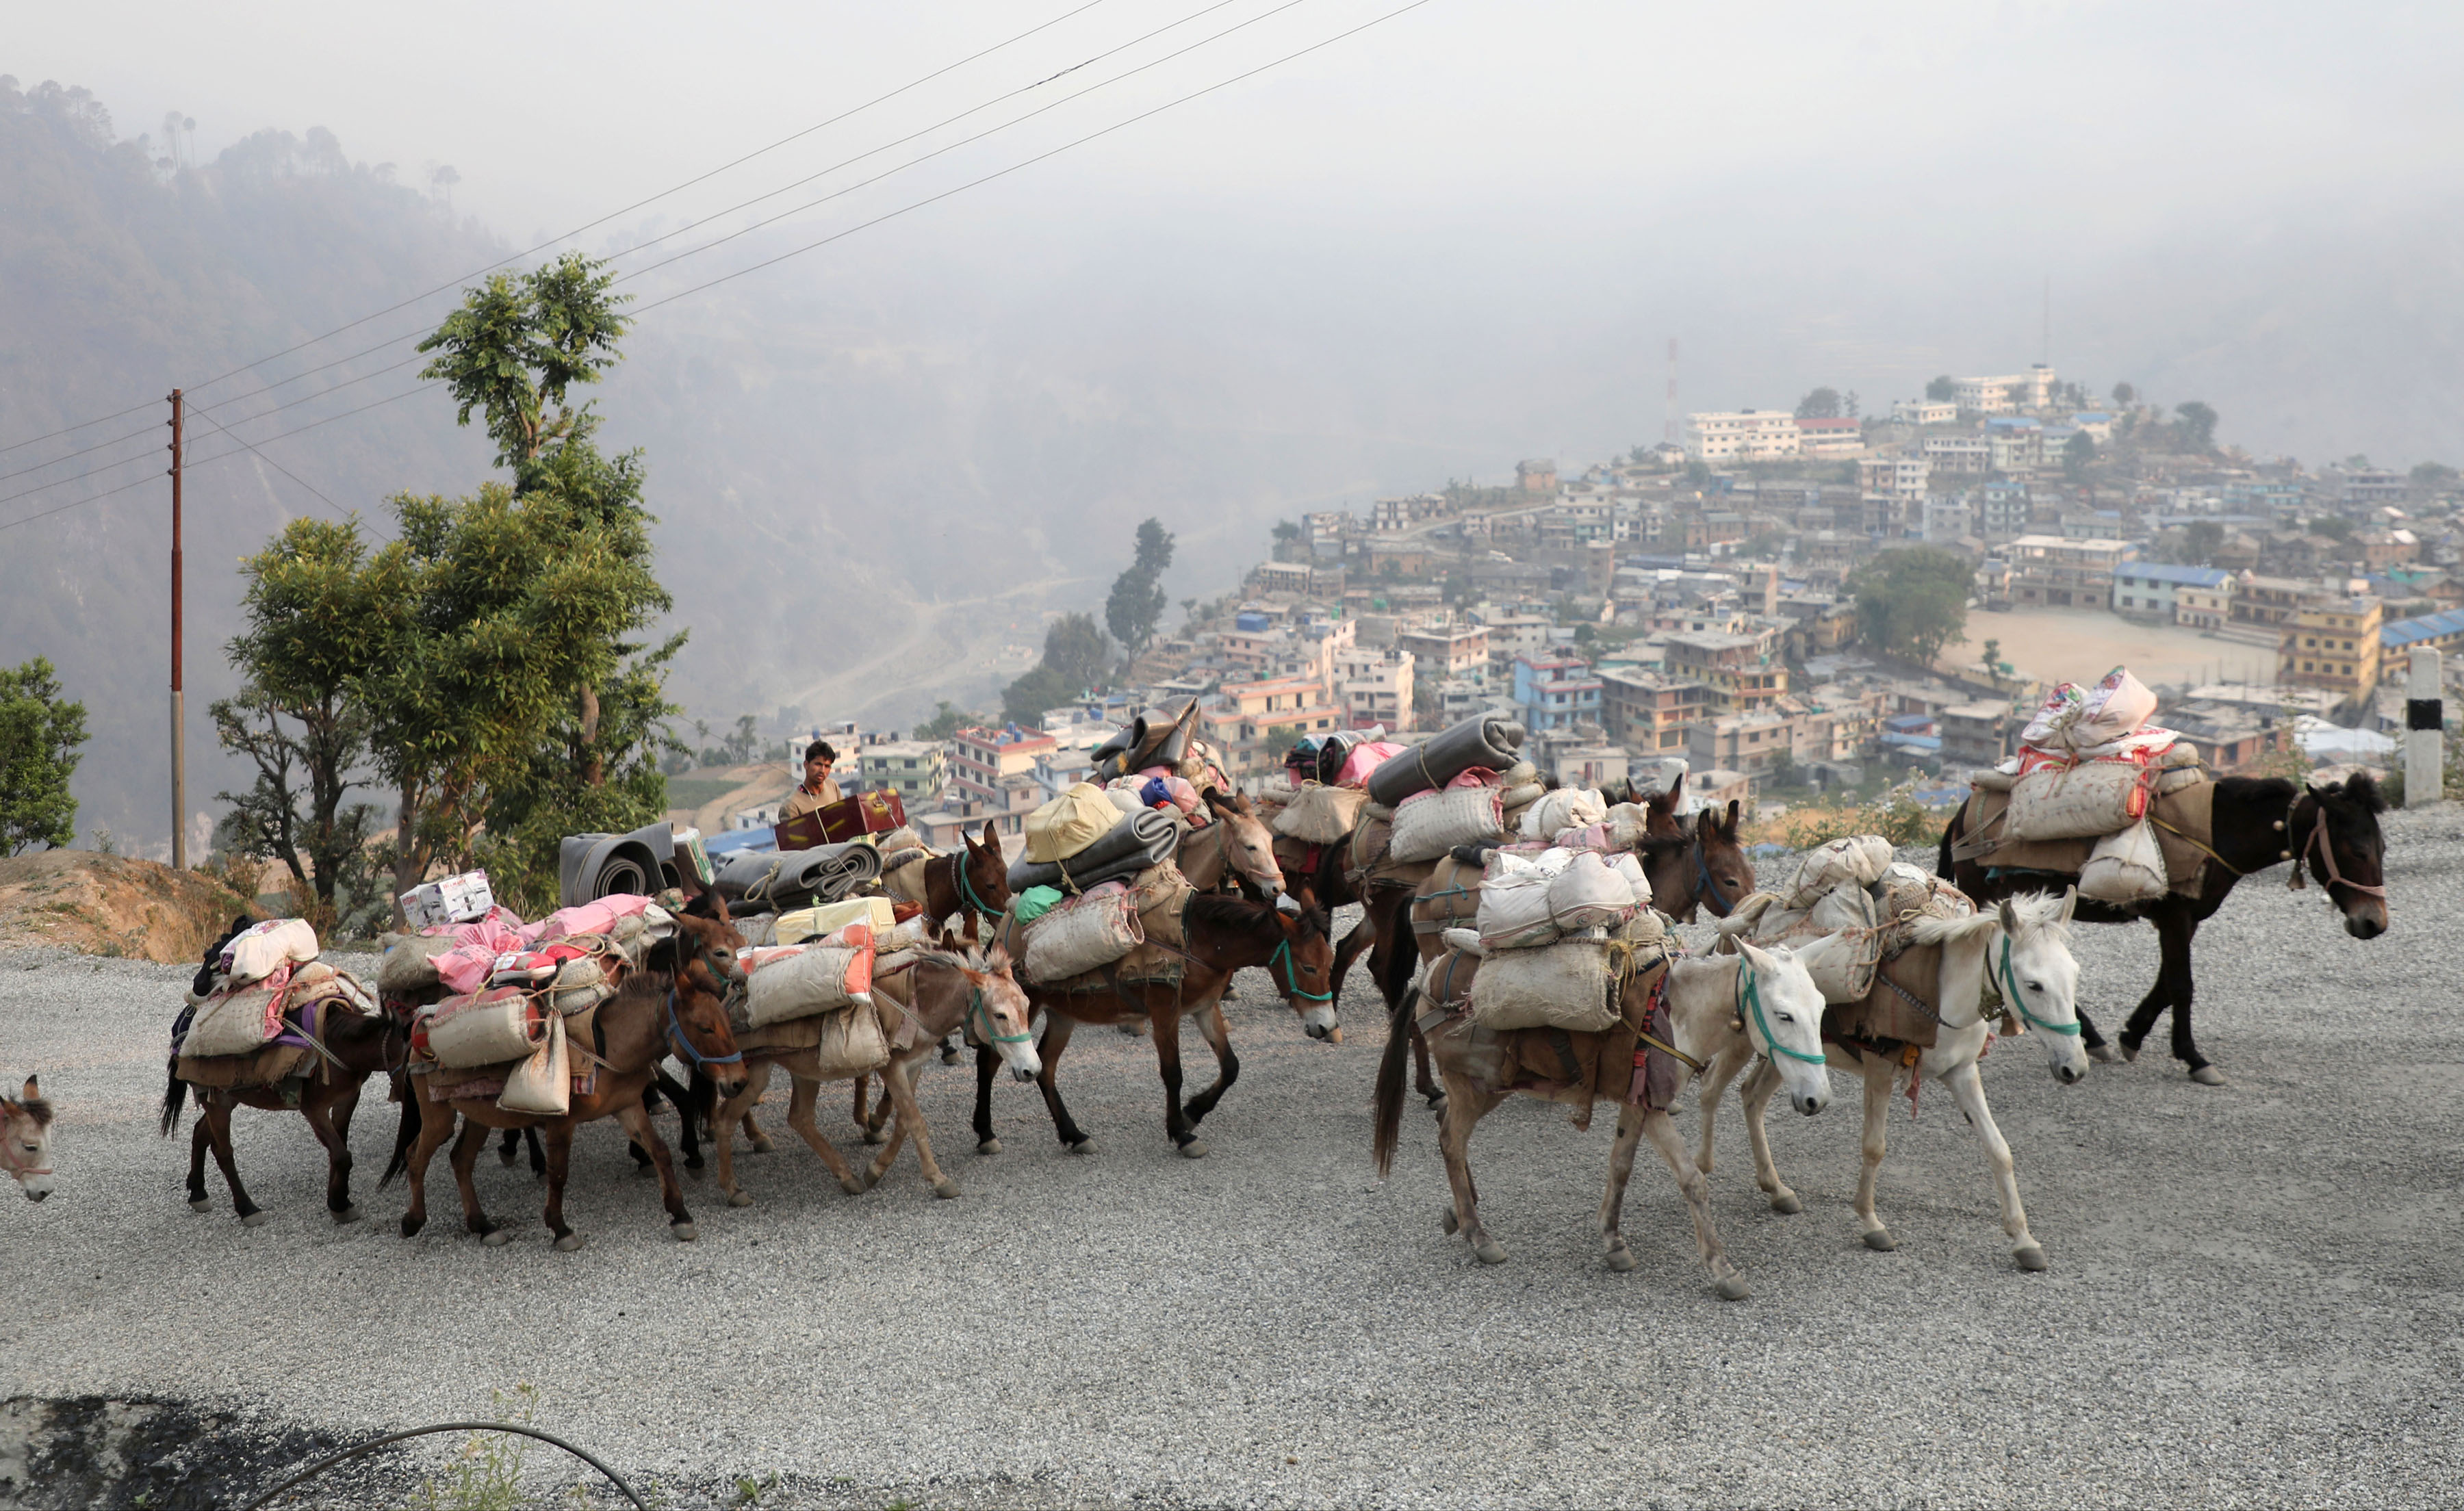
[1953,366,2057,415]
[1795,417,1866,459]
[1683,410,1802,462]
[1892,398,1957,425]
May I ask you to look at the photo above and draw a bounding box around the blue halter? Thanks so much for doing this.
[666,987,743,1071]
[1693,837,1734,918]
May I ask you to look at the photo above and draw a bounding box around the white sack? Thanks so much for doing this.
[2005,760,2149,841]
[1547,851,1636,932]
[2079,818,2168,904]
[1023,885,1146,981]
[743,945,872,1029]
[1519,786,1608,840]
[1469,936,1623,1033]
[1785,836,1895,909]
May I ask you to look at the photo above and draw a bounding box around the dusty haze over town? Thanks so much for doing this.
[7,0,2463,848]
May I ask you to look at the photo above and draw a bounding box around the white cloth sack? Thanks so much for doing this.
[1785,836,1895,909]
[1023,883,1146,981]
[496,1013,571,1115]
[1547,851,1636,931]
[426,990,546,1069]
[1519,786,1607,841]
[2079,818,2168,903]
[1807,883,1879,935]
[183,976,290,1059]
[220,918,320,985]
[1387,786,1508,864]
[2071,667,2159,751]
[1870,862,1974,925]
[1476,869,1561,951]
[1274,784,1368,844]
[1469,935,1624,1033]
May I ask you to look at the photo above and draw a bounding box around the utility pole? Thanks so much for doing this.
[168,389,185,870]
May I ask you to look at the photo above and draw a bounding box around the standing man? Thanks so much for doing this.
[780,740,840,822]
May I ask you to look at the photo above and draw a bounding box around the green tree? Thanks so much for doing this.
[1271,519,1299,543]
[2112,381,2136,406]
[1925,374,1956,403]
[1135,517,1176,575]
[1105,519,1177,658]
[0,658,87,855]
[2309,515,2354,541]
[213,517,387,923]
[1979,638,2004,676]
[1001,664,1071,727]
[2410,461,2459,489]
[1850,547,1973,668]
[2174,400,2220,452]
[915,701,985,740]
[2183,519,2225,563]
[2062,429,2097,480]
[1042,612,1112,688]
[1795,387,1842,419]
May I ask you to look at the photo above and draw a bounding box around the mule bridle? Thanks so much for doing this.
[947,849,1003,925]
[1693,837,1734,918]
[1269,936,1332,1003]
[665,986,743,1072]
[966,984,1035,1047]
[1738,958,1823,1066]
[2289,797,2388,907]
[0,1107,52,1180]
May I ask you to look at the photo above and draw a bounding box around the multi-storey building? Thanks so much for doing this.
[2280,597,2383,701]
[1795,417,1865,458]
[1953,366,2057,415]
[1200,675,1346,785]
[2005,535,2131,610]
[1396,624,1489,684]
[1332,644,1414,732]
[855,740,947,805]
[1511,654,1602,733]
[1597,669,1711,753]
[1663,630,1788,714]
[2112,563,2233,623]
[1682,410,1802,462]
[1921,435,1991,474]
[949,724,1057,810]
[1892,398,1957,426]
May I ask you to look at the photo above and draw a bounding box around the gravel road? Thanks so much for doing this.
[5,808,2462,1509]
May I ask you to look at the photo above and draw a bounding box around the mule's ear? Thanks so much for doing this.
[979,821,1004,859]
[1668,771,1685,805]
[1723,799,1741,838]
[2060,885,2078,922]
[19,1075,36,1101]
[1695,807,1719,840]
[984,943,1012,974]
[1998,897,2019,934]
[1201,786,1231,812]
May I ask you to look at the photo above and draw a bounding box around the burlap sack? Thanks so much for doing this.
[1470,936,1623,1033]
[2079,818,2167,903]
[2005,760,2151,840]
[1274,784,1368,844]
[1024,885,1145,981]
[426,988,546,1069]
[1388,786,1507,865]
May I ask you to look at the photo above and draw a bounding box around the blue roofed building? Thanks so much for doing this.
[2380,606,2464,679]
[2112,562,2232,623]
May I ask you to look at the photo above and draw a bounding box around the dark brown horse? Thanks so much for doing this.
[883,821,1012,940]
[389,909,749,1249]
[991,890,1338,1158]
[1940,772,2389,1083]
[162,920,405,1227]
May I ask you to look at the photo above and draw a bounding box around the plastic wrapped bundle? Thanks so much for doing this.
[714,843,882,909]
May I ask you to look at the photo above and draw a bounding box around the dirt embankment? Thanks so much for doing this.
[0,851,260,964]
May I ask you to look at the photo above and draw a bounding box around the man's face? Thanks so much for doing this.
[805,756,833,789]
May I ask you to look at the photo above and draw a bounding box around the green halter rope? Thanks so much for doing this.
[1997,935,2080,1037]
[1742,959,1825,1066]
[1271,938,1332,1002]
[951,850,1003,923]
[967,986,1034,1046]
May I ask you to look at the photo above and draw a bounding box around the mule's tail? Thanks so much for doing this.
[1936,803,1963,879]
[379,1076,422,1189]
[1373,889,1422,1013]
[158,1060,188,1137]
[1372,980,1422,1179]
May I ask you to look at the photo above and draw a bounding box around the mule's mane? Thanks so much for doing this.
[4,1095,53,1128]
[1999,891,2072,941]
[1186,891,1326,942]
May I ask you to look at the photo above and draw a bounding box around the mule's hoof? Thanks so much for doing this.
[497,1146,518,1167]
[1178,1139,1210,1160]
[554,1232,586,1252]
[683,1153,705,1171]
[1471,1235,1509,1265]
[1441,1204,1460,1236]
[1769,1191,1804,1215]
[239,1209,270,1229]
[671,1222,698,1242]
[1424,1091,1448,1111]
[633,1161,658,1178]
[400,1215,425,1239]
[862,1128,888,1146]
[2189,1064,2228,1087]
[1066,1138,1099,1156]
[1604,1244,1637,1272]
[2119,1039,2142,1063]
[933,1177,963,1200]
[1715,1274,1752,1302]
[332,1204,363,1225]
[1862,1229,1897,1252]
[188,1197,211,1213]
[977,1137,1002,1156]
[2087,1042,2125,1064]
[838,1175,866,1196]
[2014,1242,2049,1271]
[1326,1026,1345,1045]
[751,1135,776,1154]
[483,1226,514,1248]
[727,1189,755,1208]
[940,1046,963,1066]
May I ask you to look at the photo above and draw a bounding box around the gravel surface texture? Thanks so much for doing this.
[4,808,2461,1508]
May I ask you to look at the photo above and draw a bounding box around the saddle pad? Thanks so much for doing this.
[1411,855,1481,937]
[175,1042,310,1091]
[1964,783,2213,896]
[1825,941,1945,1052]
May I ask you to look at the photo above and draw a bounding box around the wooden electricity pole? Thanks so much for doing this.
[168,387,185,870]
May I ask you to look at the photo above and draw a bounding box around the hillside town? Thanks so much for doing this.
[695,363,2463,850]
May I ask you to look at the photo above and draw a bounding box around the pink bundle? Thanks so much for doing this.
[1445,766,1502,790]
[433,912,532,996]
[1336,741,1407,789]
[526,893,654,945]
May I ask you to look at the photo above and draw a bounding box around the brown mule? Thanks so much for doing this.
[883,821,1012,942]
[391,910,749,1251]
[3,1076,56,1202]
[1176,790,1287,899]
[997,890,1337,1159]
[713,946,1038,1206]
[162,998,405,1228]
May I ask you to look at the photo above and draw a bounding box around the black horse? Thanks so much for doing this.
[1940,773,2389,1083]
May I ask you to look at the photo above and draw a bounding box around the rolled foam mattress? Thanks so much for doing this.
[1365,714,1526,807]
[714,843,882,909]
[1006,805,1178,894]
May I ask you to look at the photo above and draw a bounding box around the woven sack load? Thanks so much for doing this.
[219,918,320,985]
[1274,784,1368,844]
[1469,935,1623,1033]
[1548,850,1637,931]
[1807,883,1879,935]
[811,1003,891,1079]
[1476,866,1559,951]
[1025,782,1120,863]
[2079,818,2168,904]
[426,988,547,1069]
[1023,881,1146,981]
[377,933,459,994]
[1784,836,1895,909]
[175,1041,309,1091]
[1519,787,1608,842]
[2070,667,2159,753]
[2005,760,2150,840]
[741,937,876,1029]
[1794,929,1886,1005]
[1389,785,1508,864]
[546,953,617,1016]
[1871,862,1974,926]
[496,1014,571,1115]
[182,973,293,1059]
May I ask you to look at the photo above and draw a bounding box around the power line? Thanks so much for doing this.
[185,404,361,527]
[0,419,160,486]
[634,0,1437,315]
[0,399,159,459]
[187,0,1266,428]
[0,439,168,511]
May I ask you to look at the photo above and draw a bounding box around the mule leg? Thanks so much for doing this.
[1691,1041,1758,1178]
[711,1066,780,1204]
[1944,1059,2046,1269]
[198,1096,264,1226]
[1181,999,1240,1128]
[782,1074,870,1196]
[651,1073,706,1171]
[973,1043,1003,1154]
[1411,1022,1443,1108]
[862,1066,897,1144]
[875,1055,960,1198]
[1638,1108,1750,1300]
[616,1099,697,1240]
[497,1125,522,1167]
[1852,1060,1897,1252]
[1735,1057,1802,1215]
[2077,1005,2114,1058]
[185,1118,212,1211]
[2163,920,2218,1080]
[303,1089,360,1224]
[446,1116,505,1241]
[398,1092,454,1238]
[852,1074,875,1140]
[1435,1071,1507,1264]
[1151,1001,1205,1157]
[1597,1102,1652,1271]
[1033,1014,1095,1153]
[860,1057,924,1185]
[1331,918,1372,994]
[542,1123,585,1251]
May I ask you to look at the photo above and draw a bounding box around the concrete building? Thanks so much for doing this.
[2279,597,2384,701]
[1517,459,1558,493]
[1333,644,1414,732]
[1795,417,1865,459]
[2380,606,2464,674]
[2175,576,2239,630]
[1938,702,2016,771]
[1892,398,1958,426]
[1511,654,1604,733]
[2006,535,2132,610]
[1201,675,1347,786]
[1683,410,1802,463]
[855,740,947,804]
[1598,669,1712,753]
[949,724,1056,810]
[2112,563,2233,623]
[1921,435,1991,475]
[1396,624,1490,684]
[1663,630,1788,714]
[1953,366,2057,415]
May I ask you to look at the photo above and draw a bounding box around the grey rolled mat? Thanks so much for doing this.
[714,843,882,909]
[1365,713,1528,806]
[1007,806,1179,894]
